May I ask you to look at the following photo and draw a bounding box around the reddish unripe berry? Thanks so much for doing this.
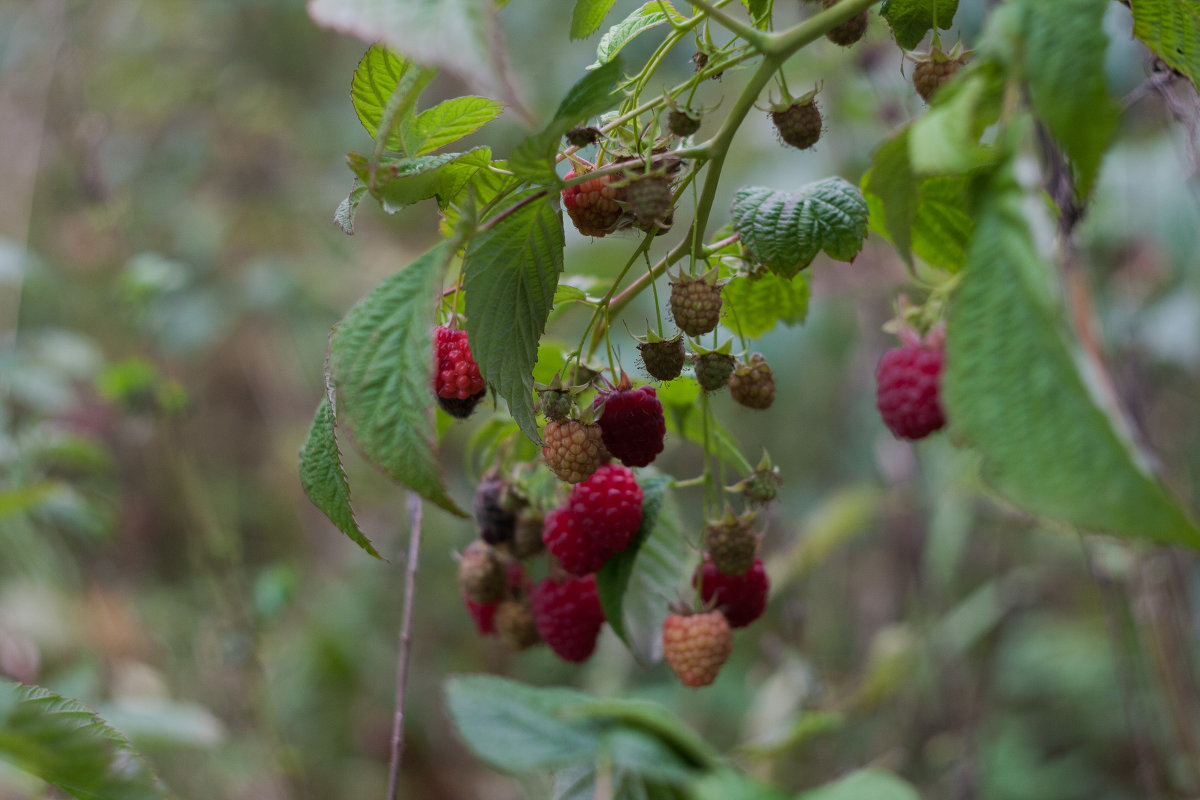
[562,170,622,237]
[594,385,666,468]
[662,611,734,687]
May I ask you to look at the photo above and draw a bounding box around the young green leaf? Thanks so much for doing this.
[329,243,465,517]
[309,0,524,112]
[349,44,435,154]
[591,3,686,68]
[400,96,506,157]
[731,179,869,279]
[722,271,810,339]
[444,675,601,772]
[298,397,381,558]
[1129,0,1200,88]
[1016,0,1119,197]
[794,769,921,800]
[571,0,620,39]
[463,191,565,442]
[347,147,491,213]
[509,58,624,184]
[595,473,688,660]
[880,0,960,50]
[0,681,167,800]
[945,166,1200,547]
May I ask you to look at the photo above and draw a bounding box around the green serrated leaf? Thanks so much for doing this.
[595,473,673,652]
[329,244,466,517]
[731,179,869,279]
[945,165,1200,546]
[0,681,167,800]
[880,0,960,50]
[796,769,921,800]
[509,58,624,184]
[440,159,519,237]
[298,397,381,558]
[401,96,506,157]
[572,0,620,39]
[444,676,600,772]
[1130,0,1200,88]
[348,147,491,213]
[591,3,685,68]
[464,191,565,441]
[309,0,522,109]
[349,45,434,153]
[722,271,809,339]
[1017,0,1118,197]
[334,179,368,235]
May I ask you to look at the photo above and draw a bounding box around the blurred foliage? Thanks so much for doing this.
[1,0,1199,798]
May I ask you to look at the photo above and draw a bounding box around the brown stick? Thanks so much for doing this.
[386,492,423,800]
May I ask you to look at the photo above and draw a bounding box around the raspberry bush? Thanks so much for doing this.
[294,0,1200,797]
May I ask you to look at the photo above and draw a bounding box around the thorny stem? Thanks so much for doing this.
[387,493,423,800]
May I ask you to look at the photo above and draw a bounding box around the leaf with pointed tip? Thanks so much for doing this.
[349,44,435,153]
[308,0,523,111]
[299,397,381,558]
[401,96,506,156]
[329,244,465,517]
[945,165,1200,546]
[880,0,960,50]
[509,58,624,184]
[1129,0,1200,89]
[347,147,491,214]
[731,179,869,279]
[591,3,686,68]
[464,191,564,442]
[0,680,168,800]
[571,0,620,39]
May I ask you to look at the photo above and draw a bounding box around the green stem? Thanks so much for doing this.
[686,0,770,51]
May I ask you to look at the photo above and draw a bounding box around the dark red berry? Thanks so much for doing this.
[875,340,946,440]
[542,506,608,576]
[531,574,606,663]
[693,557,769,628]
[593,383,666,468]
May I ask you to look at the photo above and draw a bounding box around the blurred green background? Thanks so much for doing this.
[2,0,1199,798]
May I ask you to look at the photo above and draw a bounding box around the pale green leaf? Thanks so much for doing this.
[349,44,434,153]
[298,397,381,559]
[880,0,960,50]
[731,179,869,279]
[944,166,1200,546]
[592,3,685,68]
[1017,0,1119,196]
[862,130,918,265]
[692,770,786,800]
[509,58,624,183]
[572,0,620,39]
[796,769,921,800]
[1129,0,1200,88]
[308,0,522,109]
[444,676,600,772]
[347,147,491,213]
[722,271,810,339]
[401,96,506,156]
[594,473,686,660]
[329,244,465,517]
[0,681,167,800]
[567,697,719,770]
[464,191,565,441]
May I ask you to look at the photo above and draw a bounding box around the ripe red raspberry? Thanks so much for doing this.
[875,339,946,440]
[434,326,485,400]
[562,169,622,237]
[693,557,769,628]
[542,419,605,484]
[569,463,643,557]
[703,509,759,576]
[542,506,609,576]
[913,53,967,103]
[594,383,666,468]
[530,574,606,662]
[694,352,735,392]
[669,273,722,337]
[728,353,775,410]
[770,99,822,150]
[823,0,869,46]
[637,335,685,381]
[663,610,733,687]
